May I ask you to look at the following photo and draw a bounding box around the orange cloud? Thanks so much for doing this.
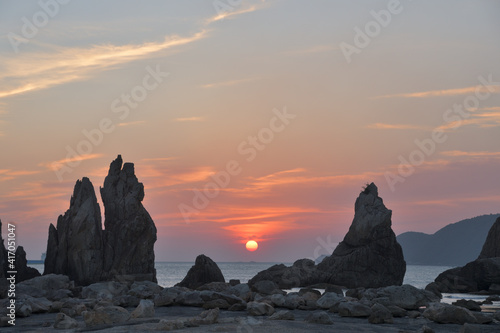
[40,153,104,171]
[376,85,500,99]
[441,150,500,158]
[436,110,500,131]
[172,117,205,122]
[366,123,428,130]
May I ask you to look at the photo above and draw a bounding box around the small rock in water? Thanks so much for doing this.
[269,310,294,321]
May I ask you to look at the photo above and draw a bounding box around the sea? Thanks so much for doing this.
[29,262,498,309]
[29,262,446,289]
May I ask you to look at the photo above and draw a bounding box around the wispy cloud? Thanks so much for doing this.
[441,150,500,158]
[117,120,146,127]
[141,157,179,162]
[172,117,205,122]
[436,110,500,131]
[366,123,428,130]
[201,77,259,89]
[40,153,104,171]
[205,2,270,24]
[376,85,500,99]
[0,31,207,99]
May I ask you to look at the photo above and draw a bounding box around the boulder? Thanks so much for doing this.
[459,323,481,333]
[317,183,406,288]
[357,284,439,310]
[423,302,477,324]
[368,303,393,324]
[429,258,500,293]
[250,280,284,295]
[83,305,130,326]
[317,292,344,309]
[227,283,252,302]
[16,274,73,299]
[249,259,326,289]
[338,301,372,317]
[247,301,275,316]
[131,299,155,318]
[82,281,128,301]
[428,217,500,294]
[128,280,162,299]
[269,310,294,320]
[304,311,333,325]
[0,220,40,282]
[453,299,482,312]
[54,313,78,329]
[176,254,225,289]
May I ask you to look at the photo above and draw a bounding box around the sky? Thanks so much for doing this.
[0,0,499,262]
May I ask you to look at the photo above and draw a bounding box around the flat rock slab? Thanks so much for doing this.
[3,306,500,333]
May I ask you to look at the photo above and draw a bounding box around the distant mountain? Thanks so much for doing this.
[397,214,500,267]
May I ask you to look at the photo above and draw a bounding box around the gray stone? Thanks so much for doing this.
[338,301,371,317]
[157,319,185,331]
[83,305,130,326]
[16,302,32,317]
[423,302,477,324]
[131,299,155,318]
[453,299,482,312]
[16,274,72,299]
[318,183,406,288]
[317,292,344,309]
[247,301,275,316]
[82,281,128,301]
[359,284,439,310]
[128,280,162,299]
[54,312,78,329]
[368,303,393,324]
[176,254,225,289]
[227,283,252,302]
[251,280,284,295]
[304,311,333,325]
[269,310,294,320]
[460,323,482,333]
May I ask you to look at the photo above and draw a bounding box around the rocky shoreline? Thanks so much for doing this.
[1,273,500,332]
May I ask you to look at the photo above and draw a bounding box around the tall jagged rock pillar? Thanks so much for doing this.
[318,183,406,288]
[100,155,157,282]
[44,177,104,285]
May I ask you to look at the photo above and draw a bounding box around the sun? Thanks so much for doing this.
[245,240,259,252]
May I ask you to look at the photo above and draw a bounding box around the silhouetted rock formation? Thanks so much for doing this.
[249,259,326,289]
[44,177,103,285]
[15,246,41,282]
[479,216,500,259]
[44,155,157,285]
[317,183,406,288]
[0,220,41,284]
[427,217,500,294]
[176,254,225,289]
[101,155,157,282]
[249,183,406,289]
